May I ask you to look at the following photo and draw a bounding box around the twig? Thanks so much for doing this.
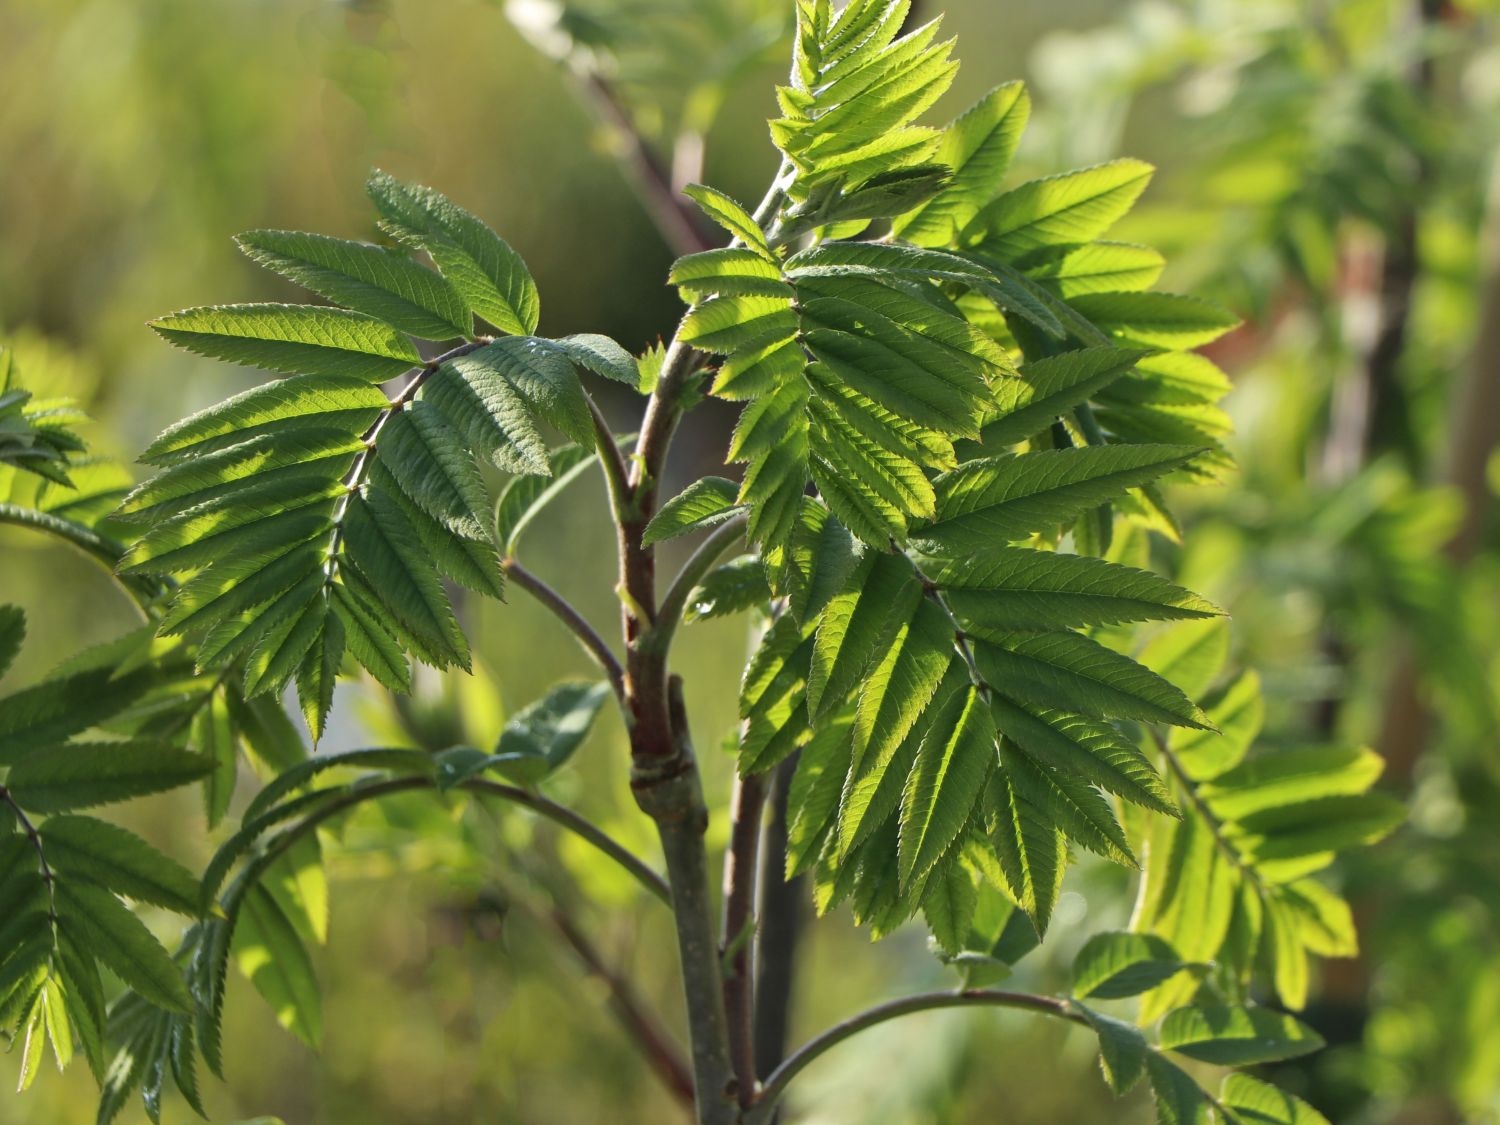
[502,557,626,702]
[748,989,1084,1122]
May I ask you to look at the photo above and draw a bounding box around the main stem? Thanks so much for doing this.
[609,168,788,1124]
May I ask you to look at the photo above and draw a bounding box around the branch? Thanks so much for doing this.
[578,69,716,257]
[748,989,1084,1122]
[544,901,697,1106]
[243,775,670,907]
[721,770,767,1107]
[502,557,626,702]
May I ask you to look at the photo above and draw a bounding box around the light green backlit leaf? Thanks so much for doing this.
[149,304,421,382]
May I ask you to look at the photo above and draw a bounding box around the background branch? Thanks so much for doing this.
[721,771,767,1108]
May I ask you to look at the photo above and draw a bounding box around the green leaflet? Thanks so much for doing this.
[898,684,996,887]
[764,497,861,622]
[921,861,978,955]
[235,885,322,1048]
[489,681,612,783]
[119,429,363,524]
[809,551,918,717]
[1068,291,1241,350]
[55,881,193,1014]
[1159,1004,1324,1066]
[367,169,539,336]
[978,347,1147,449]
[141,375,388,466]
[779,710,847,875]
[118,472,341,575]
[914,445,1202,555]
[39,816,201,915]
[5,741,213,812]
[376,401,495,540]
[989,696,1174,814]
[195,685,239,826]
[682,184,773,257]
[236,228,471,340]
[984,768,1066,935]
[1138,617,1230,703]
[975,631,1211,729]
[1228,791,1405,866]
[341,491,470,670]
[1072,931,1190,1000]
[733,381,810,553]
[295,606,343,740]
[894,81,1031,245]
[471,335,595,445]
[1170,668,1263,780]
[738,615,815,776]
[1200,745,1385,820]
[1220,1074,1331,1125]
[1133,813,1239,1022]
[0,604,25,681]
[368,459,504,599]
[544,334,639,387]
[928,546,1220,632]
[960,159,1154,258]
[1021,241,1165,298]
[643,477,744,545]
[242,584,334,701]
[1072,1003,1147,1094]
[838,599,957,853]
[1146,1054,1214,1125]
[424,348,550,475]
[1000,739,1134,865]
[670,248,794,299]
[331,582,411,694]
[681,295,799,355]
[149,303,422,382]
[0,666,160,764]
[684,556,771,623]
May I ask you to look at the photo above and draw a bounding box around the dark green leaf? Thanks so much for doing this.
[7,742,213,812]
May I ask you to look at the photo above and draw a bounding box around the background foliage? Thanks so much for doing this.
[1,0,1497,1122]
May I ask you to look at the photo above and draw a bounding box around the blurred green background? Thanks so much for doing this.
[3,0,1499,1121]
